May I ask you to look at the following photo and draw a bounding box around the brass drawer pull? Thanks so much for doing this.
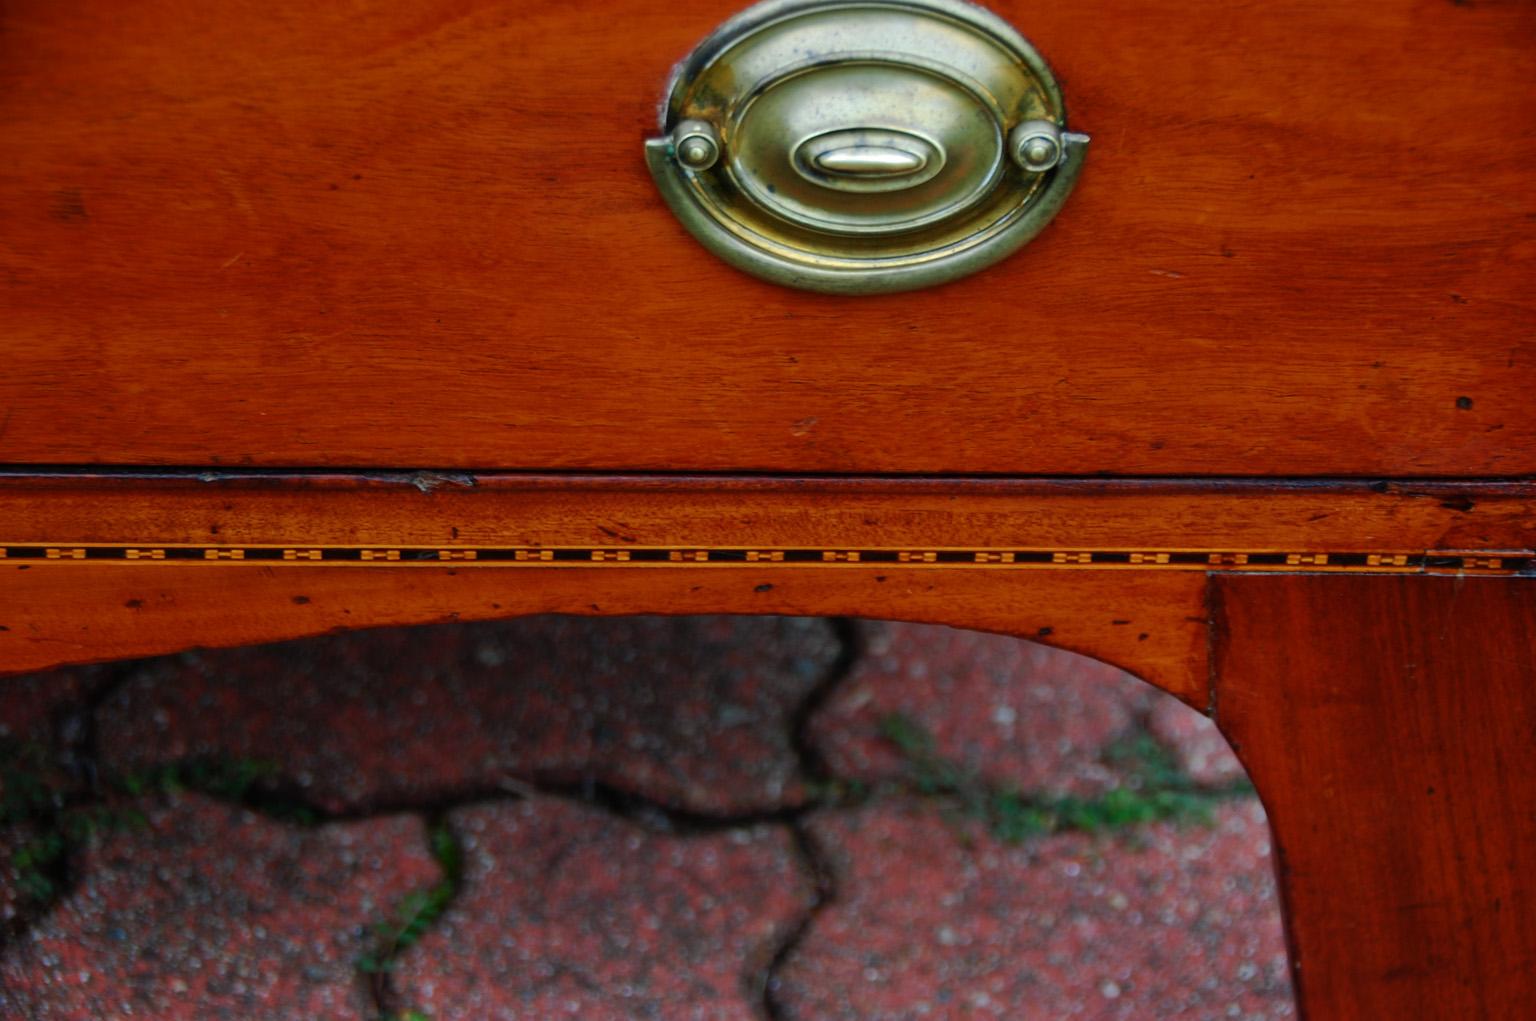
[645,0,1089,294]
[798,130,940,188]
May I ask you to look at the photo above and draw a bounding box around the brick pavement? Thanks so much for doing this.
[1,617,1291,1020]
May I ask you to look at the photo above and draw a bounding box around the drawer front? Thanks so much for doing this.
[1,0,1532,474]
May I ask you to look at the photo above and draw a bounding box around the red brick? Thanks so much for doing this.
[393,797,814,1020]
[0,665,112,746]
[811,623,1156,797]
[0,792,439,1021]
[96,616,841,815]
[1149,698,1248,787]
[774,799,1293,1019]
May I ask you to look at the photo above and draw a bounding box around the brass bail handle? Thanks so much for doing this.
[645,0,1090,295]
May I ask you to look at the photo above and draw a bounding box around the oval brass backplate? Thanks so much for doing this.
[645,0,1089,295]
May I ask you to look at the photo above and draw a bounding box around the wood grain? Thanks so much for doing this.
[2,472,1532,690]
[0,563,1212,707]
[1,473,1531,552]
[1213,575,1536,1019]
[2,0,1532,474]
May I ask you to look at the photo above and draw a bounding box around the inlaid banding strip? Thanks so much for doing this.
[0,544,1529,576]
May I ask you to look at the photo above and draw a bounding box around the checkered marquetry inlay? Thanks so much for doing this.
[0,544,1529,575]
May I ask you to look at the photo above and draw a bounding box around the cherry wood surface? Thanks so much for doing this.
[1214,575,1536,1020]
[0,563,1212,700]
[2,473,1531,550]
[2,473,1532,693]
[2,0,1533,474]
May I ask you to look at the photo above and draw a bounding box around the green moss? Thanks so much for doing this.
[2,741,312,917]
[357,820,463,975]
[877,713,1253,843]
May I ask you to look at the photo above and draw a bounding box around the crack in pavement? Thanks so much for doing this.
[5,618,1275,1020]
[759,821,834,1021]
[1,660,138,943]
[759,616,865,1021]
[363,812,463,1021]
[4,617,872,1021]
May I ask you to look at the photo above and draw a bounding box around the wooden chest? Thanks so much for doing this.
[2,1,1533,1017]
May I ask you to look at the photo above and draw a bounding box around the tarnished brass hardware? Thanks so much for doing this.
[673,119,721,171]
[645,0,1089,295]
[794,129,943,193]
[1010,120,1066,173]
